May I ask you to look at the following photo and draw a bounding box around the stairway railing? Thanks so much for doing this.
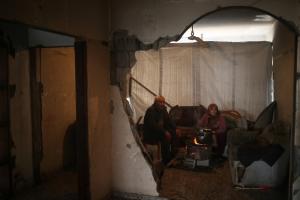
[129,76,172,108]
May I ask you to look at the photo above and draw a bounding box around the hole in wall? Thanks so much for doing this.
[125,7,298,200]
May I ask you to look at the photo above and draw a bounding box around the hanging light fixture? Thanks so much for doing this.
[188,25,208,47]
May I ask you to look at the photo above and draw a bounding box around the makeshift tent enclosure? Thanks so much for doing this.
[130,42,273,122]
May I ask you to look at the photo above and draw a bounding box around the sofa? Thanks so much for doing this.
[169,105,242,130]
[168,105,243,149]
[226,102,291,187]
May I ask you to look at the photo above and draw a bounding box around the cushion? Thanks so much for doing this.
[253,101,277,129]
[169,105,182,123]
[169,105,206,127]
[257,123,274,144]
[256,121,290,146]
[221,110,242,129]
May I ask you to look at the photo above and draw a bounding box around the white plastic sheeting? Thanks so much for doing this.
[131,42,272,121]
[130,50,161,122]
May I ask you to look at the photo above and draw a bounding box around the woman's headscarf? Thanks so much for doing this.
[207,103,220,116]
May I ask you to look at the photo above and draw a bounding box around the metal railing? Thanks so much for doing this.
[129,76,172,108]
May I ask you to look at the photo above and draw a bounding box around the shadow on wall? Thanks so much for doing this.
[63,121,77,171]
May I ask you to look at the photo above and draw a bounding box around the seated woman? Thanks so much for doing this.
[198,103,227,156]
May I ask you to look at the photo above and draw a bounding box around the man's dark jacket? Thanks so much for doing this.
[143,104,174,144]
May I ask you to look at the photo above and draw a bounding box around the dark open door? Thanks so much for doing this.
[0,47,13,198]
[75,41,90,200]
[29,48,43,185]
[28,42,89,199]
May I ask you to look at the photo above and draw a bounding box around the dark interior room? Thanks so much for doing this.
[0,1,300,200]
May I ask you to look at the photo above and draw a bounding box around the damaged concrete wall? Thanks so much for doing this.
[272,21,295,126]
[40,47,76,175]
[9,50,33,188]
[111,86,158,196]
[111,0,299,43]
[0,0,109,41]
[87,40,112,200]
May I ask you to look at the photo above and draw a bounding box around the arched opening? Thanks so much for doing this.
[128,6,298,200]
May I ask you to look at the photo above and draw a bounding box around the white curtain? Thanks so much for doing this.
[193,43,235,110]
[233,43,272,119]
[131,42,272,121]
[161,47,194,106]
[131,50,160,121]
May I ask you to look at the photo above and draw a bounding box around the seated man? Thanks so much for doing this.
[143,95,175,165]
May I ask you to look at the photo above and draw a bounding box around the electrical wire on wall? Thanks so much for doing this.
[38,47,44,161]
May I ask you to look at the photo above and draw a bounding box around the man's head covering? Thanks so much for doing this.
[154,95,165,103]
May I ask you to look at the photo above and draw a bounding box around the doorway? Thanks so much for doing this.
[0,43,13,199]
[0,20,89,200]
[31,46,77,198]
